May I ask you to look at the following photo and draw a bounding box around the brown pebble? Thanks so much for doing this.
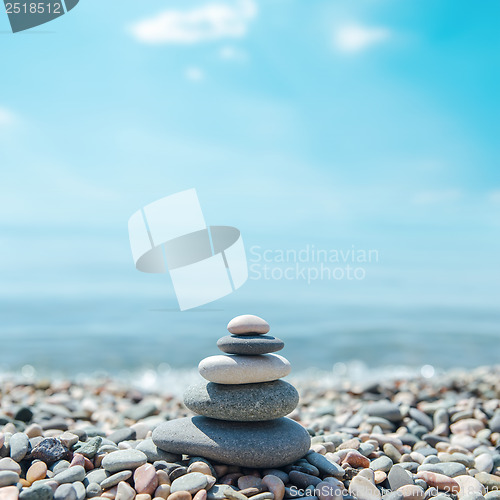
[343,451,370,468]
[19,479,31,488]
[262,475,285,500]
[156,470,170,486]
[416,472,459,493]
[221,473,243,485]
[70,454,85,467]
[338,438,361,451]
[168,492,192,500]
[26,461,47,484]
[188,462,212,476]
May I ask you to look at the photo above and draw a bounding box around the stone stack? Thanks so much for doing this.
[152,314,311,468]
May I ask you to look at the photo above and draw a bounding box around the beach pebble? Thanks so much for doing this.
[0,459,21,474]
[136,439,181,463]
[134,464,159,495]
[86,483,103,498]
[217,335,284,355]
[397,485,425,500]
[19,484,54,500]
[115,481,135,500]
[343,451,370,469]
[262,475,285,500]
[169,492,192,500]
[418,463,466,477]
[306,453,344,478]
[75,437,102,459]
[474,454,493,473]
[153,416,310,468]
[227,315,270,335]
[198,354,291,385]
[416,472,459,493]
[474,473,500,489]
[26,462,47,484]
[101,471,132,490]
[388,465,414,490]
[453,475,486,499]
[0,486,19,500]
[53,465,85,484]
[102,450,147,473]
[30,438,69,465]
[184,380,298,422]
[349,475,381,500]
[171,473,208,495]
[9,434,29,462]
[0,471,19,487]
[54,484,76,500]
[369,456,393,473]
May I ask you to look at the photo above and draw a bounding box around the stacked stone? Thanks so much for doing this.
[152,315,311,468]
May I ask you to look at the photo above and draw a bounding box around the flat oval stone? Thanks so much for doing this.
[217,335,284,355]
[227,315,270,335]
[101,449,147,473]
[198,354,291,384]
[171,472,209,494]
[152,416,310,468]
[183,380,298,421]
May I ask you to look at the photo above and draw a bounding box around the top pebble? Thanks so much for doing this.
[227,314,270,335]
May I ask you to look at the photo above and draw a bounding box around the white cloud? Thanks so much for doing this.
[334,24,391,53]
[185,67,205,82]
[0,107,16,126]
[130,0,257,45]
[412,189,462,205]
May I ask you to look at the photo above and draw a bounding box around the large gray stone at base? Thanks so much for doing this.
[217,335,284,355]
[152,416,311,468]
[183,380,299,421]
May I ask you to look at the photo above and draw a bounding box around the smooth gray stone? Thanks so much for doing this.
[101,449,147,472]
[305,451,345,478]
[184,380,299,421]
[136,438,181,462]
[74,437,102,459]
[409,408,434,430]
[418,462,466,477]
[100,470,132,489]
[171,472,209,494]
[9,432,30,462]
[289,470,322,488]
[217,335,284,355]
[53,465,86,484]
[0,470,19,487]
[207,484,247,500]
[364,401,401,422]
[383,493,404,500]
[20,484,54,500]
[152,416,311,468]
[72,481,86,500]
[84,469,108,486]
[388,464,414,490]
[369,455,393,472]
[85,483,102,498]
[54,484,76,500]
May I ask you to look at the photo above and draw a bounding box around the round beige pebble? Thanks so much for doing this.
[227,315,270,334]
[0,485,19,500]
[115,481,136,500]
[154,485,170,500]
[188,462,212,476]
[26,461,47,484]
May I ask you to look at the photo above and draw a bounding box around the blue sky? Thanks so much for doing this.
[1,0,499,327]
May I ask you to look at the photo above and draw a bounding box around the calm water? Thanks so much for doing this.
[1,292,499,378]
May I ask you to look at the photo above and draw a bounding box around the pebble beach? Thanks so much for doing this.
[0,364,499,500]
